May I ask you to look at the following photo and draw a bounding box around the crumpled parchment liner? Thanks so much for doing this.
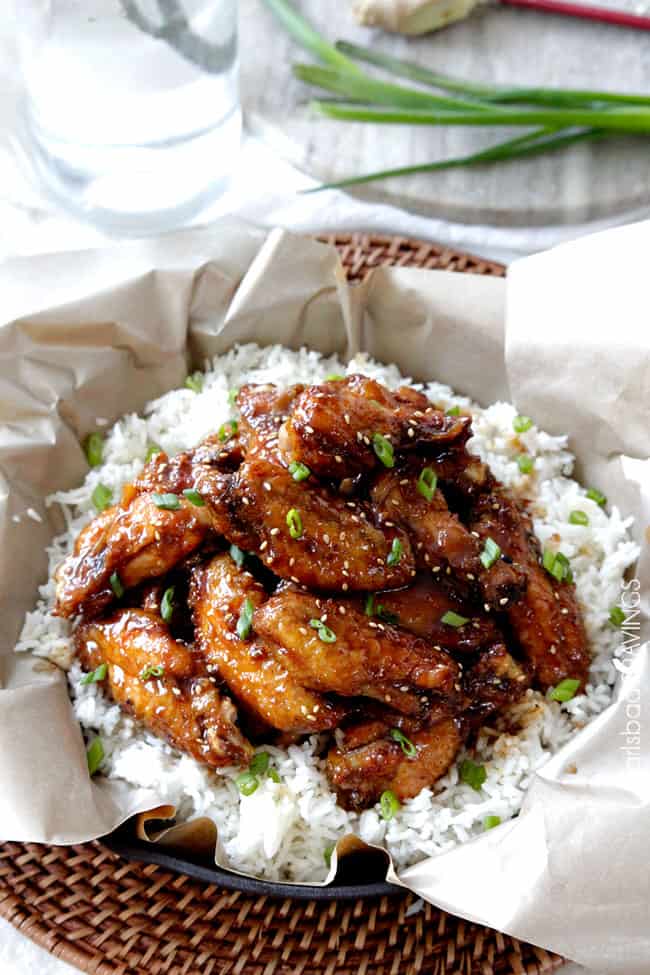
[0,218,648,971]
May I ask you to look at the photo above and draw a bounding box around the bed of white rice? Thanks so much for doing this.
[15,344,640,882]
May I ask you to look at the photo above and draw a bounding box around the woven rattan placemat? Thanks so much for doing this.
[0,233,563,975]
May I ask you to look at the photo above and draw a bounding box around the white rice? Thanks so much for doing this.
[15,344,640,882]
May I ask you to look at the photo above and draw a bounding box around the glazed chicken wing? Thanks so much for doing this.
[463,644,531,717]
[191,554,346,733]
[253,586,460,716]
[469,489,590,690]
[75,609,252,767]
[279,375,471,479]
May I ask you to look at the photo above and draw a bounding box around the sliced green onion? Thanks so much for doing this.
[160,587,175,623]
[84,432,104,468]
[80,663,107,685]
[228,388,239,407]
[324,843,335,867]
[289,460,311,482]
[309,618,336,643]
[377,604,399,624]
[609,606,626,627]
[236,772,259,796]
[586,487,607,507]
[389,728,417,758]
[91,483,113,513]
[267,767,281,784]
[286,508,303,539]
[543,549,573,584]
[229,544,246,569]
[182,488,205,507]
[386,537,403,567]
[140,664,165,681]
[417,467,437,502]
[325,373,345,381]
[480,537,501,570]
[513,415,533,434]
[151,492,180,510]
[548,678,581,702]
[237,598,254,640]
[441,610,469,628]
[484,815,501,830]
[218,419,238,442]
[446,405,461,416]
[86,738,104,776]
[372,433,395,468]
[110,572,124,599]
[185,372,204,394]
[364,594,376,616]
[249,752,270,776]
[459,759,487,791]
[379,789,400,820]
[145,443,163,461]
[517,454,534,474]
[569,510,589,526]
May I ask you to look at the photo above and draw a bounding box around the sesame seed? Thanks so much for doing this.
[363,436,370,446]
[407,428,415,438]
[305,426,314,434]
[300,705,308,714]
[424,553,430,563]
[484,603,491,612]
[263,482,271,491]
[399,479,409,485]
[321,614,328,623]
[260,541,268,551]
[339,606,346,615]
[323,533,330,544]
[335,455,343,463]
[385,695,392,702]
[342,583,348,591]
[432,565,441,573]
[549,646,557,655]
[561,608,569,615]
[499,597,509,606]
[291,576,299,583]
[289,557,295,567]
[368,621,378,628]
[242,497,250,505]
[344,414,351,425]
[466,573,475,581]
[270,527,280,536]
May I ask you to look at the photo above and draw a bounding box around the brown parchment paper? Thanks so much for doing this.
[0,218,648,972]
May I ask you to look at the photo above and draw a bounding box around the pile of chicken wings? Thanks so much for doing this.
[56,375,589,811]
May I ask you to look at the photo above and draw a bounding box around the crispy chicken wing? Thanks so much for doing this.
[237,383,303,462]
[463,644,531,717]
[195,456,415,592]
[191,554,346,733]
[75,609,251,767]
[469,489,590,690]
[55,492,212,618]
[253,586,460,716]
[279,375,471,478]
[326,716,461,811]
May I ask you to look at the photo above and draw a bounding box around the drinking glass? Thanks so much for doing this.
[14,0,241,234]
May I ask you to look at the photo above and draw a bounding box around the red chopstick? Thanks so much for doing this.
[500,0,650,29]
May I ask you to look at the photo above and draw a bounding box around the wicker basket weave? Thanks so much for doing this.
[0,233,563,975]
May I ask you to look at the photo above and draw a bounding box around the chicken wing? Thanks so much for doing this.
[463,644,531,717]
[75,609,251,767]
[195,456,415,592]
[279,374,471,478]
[326,716,461,811]
[55,492,212,618]
[469,489,590,690]
[191,554,346,733]
[253,586,460,716]
[237,383,303,462]
[132,436,243,496]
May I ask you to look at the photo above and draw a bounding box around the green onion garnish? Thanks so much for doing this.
[386,537,403,567]
[288,460,311,482]
[110,572,124,599]
[286,508,303,539]
[160,587,175,623]
[309,618,336,643]
[517,454,534,474]
[229,544,246,568]
[236,772,259,796]
[417,467,437,501]
[218,419,238,442]
[379,789,400,820]
[91,483,113,513]
[267,767,281,784]
[228,388,239,407]
[237,598,254,640]
[182,488,205,507]
[325,373,345,381]
[185,372,203,393]
[364,594,376,616]
[324,843,335,867]
[145,443,162,461]
[586,487,607,507]
[513,415,533,434]
[609,606,626,627]
[152,492,180,510]
[543,548,573,584]
[389,728,417,758]
[372,433,395,468]
[86,738,104,776]
[446,405,461,416]
[80,664,107,685]
[377,605,399,624]
[140,664,165,681]
[249,752,270,776]
[459,759,487,791]
[484,815,501,830]
[548,678,581,702]
[84,432,104,468]
[480,537,501,570]
[569,510,589,526]
[441,610,469,628]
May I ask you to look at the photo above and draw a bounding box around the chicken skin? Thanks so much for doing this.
[469,489,590,690]
[75,609,252,767]
[279,374,471,479]
[191,554,346,733]
[253,586,460,716]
